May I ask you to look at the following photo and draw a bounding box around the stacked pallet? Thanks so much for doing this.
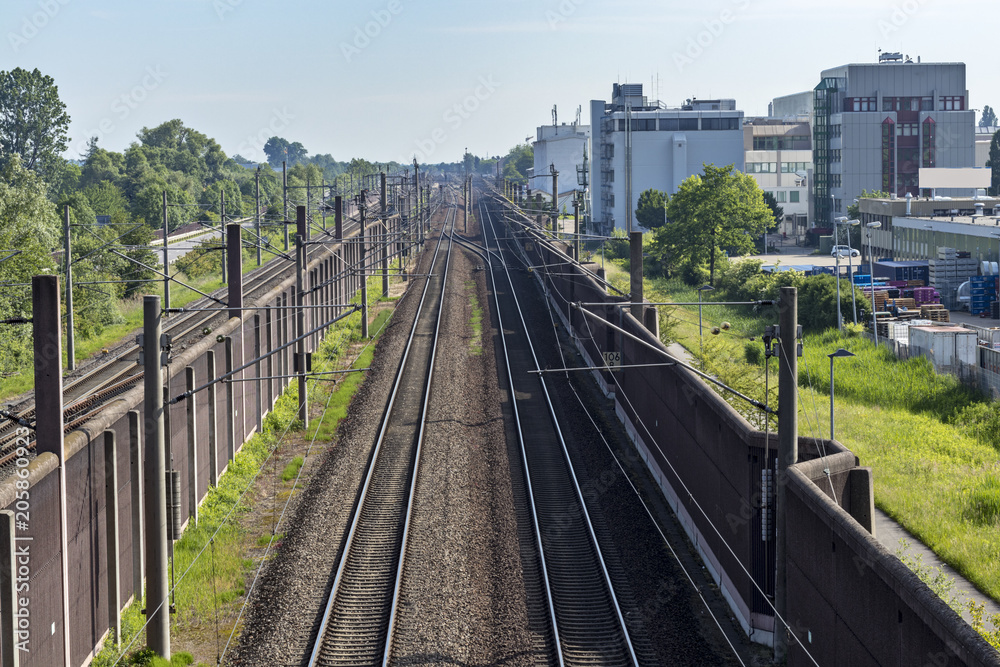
[929,248,977,307]
[920,304,950,322]
[906,279,926,287]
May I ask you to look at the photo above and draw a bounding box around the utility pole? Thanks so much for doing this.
[282,160,289,251]
[255,167,262,266]
[295,206,308,427]
[33,275,72,665]
[774,286,799,663]
[227,223,243,320]
[142,295,170,660]
[64,205,75,371]
[551,165,559,233]
[573,195,581,260]
[381,173,389,298]
[162,191,170,313]
[359,196,369,339]
[220,190,227,283]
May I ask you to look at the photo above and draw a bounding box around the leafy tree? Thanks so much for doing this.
[635,188,669,229]
[981,105,997,129]
[0,67,70,178]
[80,148,124,189]
[501,144,533,183]
[762,191,783,226]
[0,156,59,375]
[649,164,774,285]
[988,130,1000,197]
[846,188,891,219]
[263,137,308,168]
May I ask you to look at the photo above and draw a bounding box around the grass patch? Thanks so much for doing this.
[280,456,304,482]
[620,269,1000,633]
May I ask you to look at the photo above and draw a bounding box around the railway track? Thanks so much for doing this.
[479,196,651,667]
[307,189,457,665]
[0,188,423,463]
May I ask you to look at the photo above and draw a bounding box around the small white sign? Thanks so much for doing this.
[602,351,621,369]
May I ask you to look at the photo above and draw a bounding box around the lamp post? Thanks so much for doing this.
[836,217,861,328]
[698,284,714,355]
[828,348,856,440]
[867,221,882,344]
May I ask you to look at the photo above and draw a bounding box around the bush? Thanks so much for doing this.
[744,340,763,366]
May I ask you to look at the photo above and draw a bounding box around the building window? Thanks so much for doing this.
[921,96,934,111]
[679,118,698,131]
[830,149,841,163]
[746,162,777,173]
[830,124,841,138]
[781,162,809,173]
[617,119,625,132]
[834,199,842,213]
[922,117,936,167]
[882,117,896,193]
[776,191,787,203]
[848,97,877,112]
[896,123,918,136]
[630,118,657,131]
[830,174,842,187]
[702,117,740,130]
[790,191,800,203]
[660,118,679,131]
[941,96,965,111]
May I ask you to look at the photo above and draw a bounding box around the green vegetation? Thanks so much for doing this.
[647,164,775,285]
[616,257,1000,643]
[281,456,304,482]
[634,188,668,229]
[897,541,1000,650]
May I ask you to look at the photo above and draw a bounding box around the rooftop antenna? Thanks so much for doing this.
[575,105,581,126]
[552,104,557,126]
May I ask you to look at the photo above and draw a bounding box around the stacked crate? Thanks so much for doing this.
[970,275,999,316]
[929,248,977,308]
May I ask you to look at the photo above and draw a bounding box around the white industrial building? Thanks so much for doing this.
[531,118,590,215]
[589,83,745,233]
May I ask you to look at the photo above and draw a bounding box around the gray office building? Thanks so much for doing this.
[812,55,975,228]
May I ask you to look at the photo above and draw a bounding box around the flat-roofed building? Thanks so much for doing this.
[589,83,745,232]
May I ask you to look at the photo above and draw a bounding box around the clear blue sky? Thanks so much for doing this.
[2,0,994,166]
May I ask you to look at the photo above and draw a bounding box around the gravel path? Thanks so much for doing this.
[388,215,538,665]
[226,227,442,666]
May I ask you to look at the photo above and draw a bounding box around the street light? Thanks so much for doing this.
[834,217,860,331]
[698,284,715,354]
[828,348,856,440]
[866,221,882,344]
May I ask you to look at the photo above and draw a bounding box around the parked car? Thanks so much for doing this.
[831,245,860,258]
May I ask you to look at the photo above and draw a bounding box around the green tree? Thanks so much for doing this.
[0,156,59,375]
[635,188,669,229]
[650,164,774,285]
[846,188,891,219]
[988,130,1000,197]
[502,144,533,182]
[981,105,997,128]
[0,68,70,177]
[762,191,783,226]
